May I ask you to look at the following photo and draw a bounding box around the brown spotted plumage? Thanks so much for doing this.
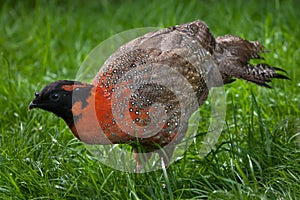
[29,20,288,171]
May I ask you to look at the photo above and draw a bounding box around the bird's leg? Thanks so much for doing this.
[133,147,151,173]
[157,144,175,168]
[133,147,142,173]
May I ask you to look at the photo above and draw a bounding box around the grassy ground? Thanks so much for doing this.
[0,0,299,199]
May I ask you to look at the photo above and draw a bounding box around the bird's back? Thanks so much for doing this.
[90,20,287,149]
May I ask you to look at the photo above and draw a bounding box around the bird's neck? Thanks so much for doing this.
[67,86,114,144]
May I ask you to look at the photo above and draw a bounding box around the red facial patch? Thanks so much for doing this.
[61,84,88,91]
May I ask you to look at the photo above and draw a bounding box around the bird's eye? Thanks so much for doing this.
[49,93,60,102]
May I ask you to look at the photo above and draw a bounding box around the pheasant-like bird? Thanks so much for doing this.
[29,20,288,171]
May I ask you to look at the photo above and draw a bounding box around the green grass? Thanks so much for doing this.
[1,0,299,199]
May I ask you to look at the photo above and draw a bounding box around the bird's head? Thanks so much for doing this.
[29,80,93,125]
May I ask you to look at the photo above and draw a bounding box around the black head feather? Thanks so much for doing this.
[29,80,92,126]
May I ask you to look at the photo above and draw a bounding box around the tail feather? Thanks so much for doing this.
[215,35,265,62]
[215,35,289,88]
[244,63,289,88]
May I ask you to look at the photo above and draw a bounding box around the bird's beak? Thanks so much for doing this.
[28,101,37,110]
[28,92,40,110]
